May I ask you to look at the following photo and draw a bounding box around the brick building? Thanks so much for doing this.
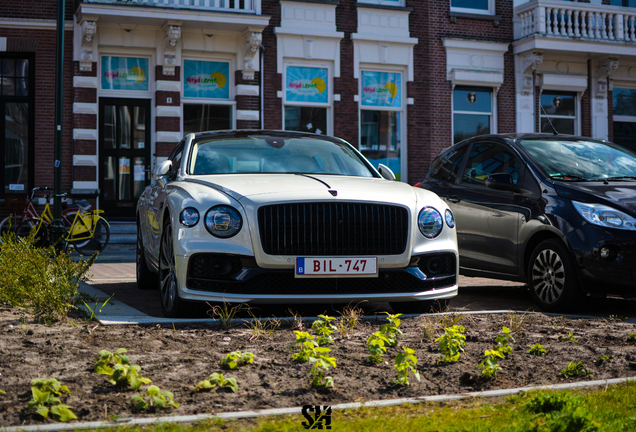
[2,0,636,220]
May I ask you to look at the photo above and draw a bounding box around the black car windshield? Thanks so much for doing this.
[187,135,376,177]
[519,139,636,181]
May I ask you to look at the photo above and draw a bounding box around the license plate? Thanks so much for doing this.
[296,257,378,277]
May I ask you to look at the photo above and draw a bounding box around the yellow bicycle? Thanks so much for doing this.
[17,192,110,254]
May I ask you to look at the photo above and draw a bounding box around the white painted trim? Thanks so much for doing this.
[236,85,260,96]
[73,76,98,89]
[0,18,74,30]
[73,181,99,190]
[73,155,98,167]
[276,91,283,98]
[73,103,98,115]
[333,94,341,102]
[407,97,414,105]
[541,74,588,92]
[274,28,344,39]
[157,80,181,92]
[236,110,260,121]
[350,33,418,45]
[73,129,98,141]
[156,106,183,117]
[156,131,182,143]
[613,115,636,122]
[443,38,509,53]
[354,95,360,102]
[449,70,504,88]
[512,36,636,57]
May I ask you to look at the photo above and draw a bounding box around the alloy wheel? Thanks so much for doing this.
[531,248,566,305]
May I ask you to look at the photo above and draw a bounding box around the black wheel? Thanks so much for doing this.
[73,217,109,255]
[62,210,90,249]
[390,299,450,314]
[528,239,582,312]
[0,214,23,243]
[17,218,48,248]
[136,221,158,290]
[158,222,185,318]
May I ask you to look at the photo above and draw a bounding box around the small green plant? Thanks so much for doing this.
[558,361,593,378]
[394,347,420,386]
[193,372,238,393]
[28,378,77,422]
[366,331,390,364]
[628,332,636,343]
[207,301,243,330]
[94,348,151,390]
[287,308,305,331]
[437,311,465,330]
[522,391,600,432]
[336,303,364,339]
[559,332,578,343]
[379,312,403,347]
[221,351,254,369]
[435,325,466,364]
[130,385,179,411]
[311,314,337,345]
[493,326,515,357]
[290,331,331,363]
[528,343,547,356]
[244,308,280,340]
[478,349,505,379]
[308,355,337,388]
[503,310,528,333]
[82,294,113,322]
[421,316,437,342]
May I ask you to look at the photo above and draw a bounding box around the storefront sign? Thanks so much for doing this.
[285,66,328,104]
[101,57,149,91]
[184,60,230,99]
[361,71,402,108]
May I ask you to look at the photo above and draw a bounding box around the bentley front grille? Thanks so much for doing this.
[257,203,409,256]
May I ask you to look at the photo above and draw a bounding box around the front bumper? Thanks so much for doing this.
[175,251,458,304]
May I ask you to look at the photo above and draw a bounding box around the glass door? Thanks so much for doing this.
[99,98,151,218]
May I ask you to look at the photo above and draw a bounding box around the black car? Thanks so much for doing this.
[417,133,636,312]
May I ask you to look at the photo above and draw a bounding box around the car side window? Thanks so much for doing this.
[429,146,467,183]
[462,142,522,186]
[168,140,185,180]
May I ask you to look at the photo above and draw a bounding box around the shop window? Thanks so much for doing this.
[613,88,636,152]
[453,87,493,144]
[283,65,330,135]
[451,0,495,15]
[183,104,232,134]
[284,107,326,134]
[540,91,576,135]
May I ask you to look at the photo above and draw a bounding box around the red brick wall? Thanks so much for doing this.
[333,1,358,145]
[262,0,282,130]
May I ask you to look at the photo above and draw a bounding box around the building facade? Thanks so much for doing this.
[1,0,635,220]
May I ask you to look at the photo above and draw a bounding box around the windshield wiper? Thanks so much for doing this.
[549,174,591,181]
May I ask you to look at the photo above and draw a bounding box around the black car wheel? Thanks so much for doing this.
[158,222,185,317]
[528,239,582,312]
[390,299,450,314]
[136,222,157,290]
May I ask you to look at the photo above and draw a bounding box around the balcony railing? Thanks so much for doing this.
[84,0,259,14]
[515,0,636,42]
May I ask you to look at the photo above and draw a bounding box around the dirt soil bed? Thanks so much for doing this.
[0,306,635,427]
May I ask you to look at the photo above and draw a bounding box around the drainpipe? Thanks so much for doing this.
[260,44,264,130]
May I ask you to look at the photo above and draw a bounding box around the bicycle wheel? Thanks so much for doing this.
[62,210,90,249]
[17,218,48,248]
[73,217,110,255]
[0,214,24,243]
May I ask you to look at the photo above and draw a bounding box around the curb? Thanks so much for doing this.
[2,376,635,432]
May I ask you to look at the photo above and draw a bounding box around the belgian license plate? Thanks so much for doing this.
[296,257,378,278]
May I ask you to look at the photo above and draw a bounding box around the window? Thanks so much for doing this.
[358,0,405,6]
[284,107,326,134]
[283,65,330,135]
[451,0,495,15]
[610,0,636,7]
[183,104,231,134]
[1,55,33,196]
[429,146,468,183]
[613,88,636,153]
[540,91,576,135]
[453,87,493,144]
[462,142,522,186]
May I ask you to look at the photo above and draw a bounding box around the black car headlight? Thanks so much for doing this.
[179,208,200,227]
[418,207,443,239]
[572,201,636,230]
[205,205,243,238]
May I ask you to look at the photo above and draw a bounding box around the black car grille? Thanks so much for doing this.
[257,203,409,256]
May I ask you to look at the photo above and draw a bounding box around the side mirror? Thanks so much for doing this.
[378,164,396,181]
[485,173,519,192]
[153,160,173,186]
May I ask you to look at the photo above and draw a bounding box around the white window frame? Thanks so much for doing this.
[357,66,407,182]
[282,61,333,135]
[539,91,580,135]
[358,0,406,7]
[450,0,495,16]
[451,86,497,145]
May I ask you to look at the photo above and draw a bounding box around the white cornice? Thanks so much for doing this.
[0,18,73,30]
[274,28,344,39]
[513,36,636,57]
[444,38,509,53]
[351,33,417,45]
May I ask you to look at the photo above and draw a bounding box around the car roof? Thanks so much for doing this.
[189,129,348,144]
[457,133,609,144]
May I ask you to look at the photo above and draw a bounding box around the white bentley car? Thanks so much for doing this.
[136,130,458,317]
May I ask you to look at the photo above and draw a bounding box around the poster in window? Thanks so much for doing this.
[361,71,402,108]
[285,66,328,104]
[184,60,230,99]
[101,57,149,91]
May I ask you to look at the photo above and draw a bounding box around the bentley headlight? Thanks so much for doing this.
[418,207,443,239]
[445,209,455,229]
[179,208,199,227]
[205,205,242,238]
[572,201,636,230]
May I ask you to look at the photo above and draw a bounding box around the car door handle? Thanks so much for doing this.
[447,195,461,203]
